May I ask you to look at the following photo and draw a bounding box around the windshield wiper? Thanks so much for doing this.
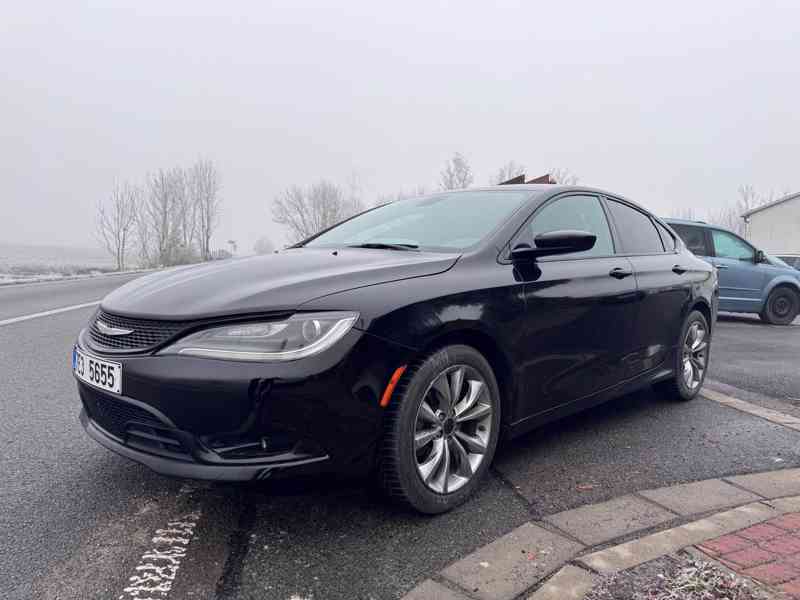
[347,242,419,251]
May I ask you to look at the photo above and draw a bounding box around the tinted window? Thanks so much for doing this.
[655,221,676,251]
[606,200,664,254]
[305,190,531,252]
[711,230,754,260]
[524,194,614,258]
[670,224,710,256]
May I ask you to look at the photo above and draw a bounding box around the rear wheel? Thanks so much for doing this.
[760,287,800,325]
[656,310,710,401]
[378,345,501,514]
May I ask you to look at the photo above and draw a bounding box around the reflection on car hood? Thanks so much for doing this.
[101,248,459,319]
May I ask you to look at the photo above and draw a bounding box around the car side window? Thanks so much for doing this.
[670,224,710,256]
[655,221,676,252]
[523,194,614,258]
[711,230,754,261]
[605,200,665,254]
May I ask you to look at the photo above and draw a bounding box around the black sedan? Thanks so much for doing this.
[73,185,718,513]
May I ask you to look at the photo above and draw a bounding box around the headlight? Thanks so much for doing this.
[159,312,359,362]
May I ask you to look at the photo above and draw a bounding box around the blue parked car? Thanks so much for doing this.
[665,219,800,325]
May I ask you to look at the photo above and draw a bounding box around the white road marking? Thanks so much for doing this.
[0,300,100,327]
[119,510,201,600]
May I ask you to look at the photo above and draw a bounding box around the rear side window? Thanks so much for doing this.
[711,230,754,261]
[606,200,664,254]
[670,224,710,256]
[523,194,614,258]
[655,221,676,252]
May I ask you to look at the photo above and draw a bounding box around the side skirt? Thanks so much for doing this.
[503,364,675,440]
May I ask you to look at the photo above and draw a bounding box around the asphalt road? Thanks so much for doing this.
[2,277,800,600]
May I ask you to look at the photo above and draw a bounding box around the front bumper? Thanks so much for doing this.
[80,409,327,480]
[75,327,414,481]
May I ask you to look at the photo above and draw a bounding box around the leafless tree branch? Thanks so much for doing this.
[96,181,141,271]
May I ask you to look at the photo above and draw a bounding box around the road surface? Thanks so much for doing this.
[2,275,799,599]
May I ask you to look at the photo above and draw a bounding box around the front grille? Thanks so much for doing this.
[88,310,187,351]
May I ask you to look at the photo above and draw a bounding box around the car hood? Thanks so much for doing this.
[101,248,459,320]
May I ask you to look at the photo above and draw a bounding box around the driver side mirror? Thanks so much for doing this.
[755,249,766,264]
[511,230,597,262]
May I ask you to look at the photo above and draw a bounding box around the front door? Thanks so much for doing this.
[709,228,766,312]
[512,194,640,419]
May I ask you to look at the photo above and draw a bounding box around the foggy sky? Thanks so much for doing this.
[2,0,799,254]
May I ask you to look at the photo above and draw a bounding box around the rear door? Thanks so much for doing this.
[605,200,693,375]
[708,228,767,312]
[513,193,639,417]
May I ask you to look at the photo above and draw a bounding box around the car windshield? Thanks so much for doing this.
[303,190,532,252]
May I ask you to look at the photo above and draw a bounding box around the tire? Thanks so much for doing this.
[655,310,710,401]
[760,286,800,326]
[377,345,501,514]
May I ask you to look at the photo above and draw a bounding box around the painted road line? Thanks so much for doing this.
[120,510,202,600]
[0,300,100,327]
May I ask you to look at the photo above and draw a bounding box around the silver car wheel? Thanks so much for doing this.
[413,365,492,494]
[682,321,708,390]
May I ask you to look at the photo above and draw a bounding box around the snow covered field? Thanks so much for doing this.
[0,243,116,284]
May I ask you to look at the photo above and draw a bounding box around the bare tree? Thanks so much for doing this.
[139,168,185,267]
[440,153,474,190]
[272,180,364,242]
[707,185,785,237]
[377,185,428,204]
[97,181,141,271]
[491,161,525,185]
[670,206,699,221]
[548,168,579,185]
[188,159,222,260]
[253,236,274,255]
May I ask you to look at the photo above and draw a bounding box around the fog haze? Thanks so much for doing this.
[2,0,798,253]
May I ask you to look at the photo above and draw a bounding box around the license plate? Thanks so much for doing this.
[73,346,122,395]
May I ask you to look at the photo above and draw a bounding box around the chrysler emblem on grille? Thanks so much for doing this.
[96,320,134,336]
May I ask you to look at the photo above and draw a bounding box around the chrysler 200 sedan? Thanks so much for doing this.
[74,185,717,513]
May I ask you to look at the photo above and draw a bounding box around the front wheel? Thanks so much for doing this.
[656,310,710,401]
[760,287,800,325]
[377,345,501,514]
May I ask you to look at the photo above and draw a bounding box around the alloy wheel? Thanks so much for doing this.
[413,365,492,494]
[682,321,708,390]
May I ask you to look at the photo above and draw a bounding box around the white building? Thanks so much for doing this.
[742,192,800,255]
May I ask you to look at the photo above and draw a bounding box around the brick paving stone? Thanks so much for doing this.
[737,523,786,542]
[780,579,800,598]
[697,533,752,556]
[783,554,800,568]
[769,513,800,532]
[760,535,800,556]
[743,561,800,585]
[722,546,776,568]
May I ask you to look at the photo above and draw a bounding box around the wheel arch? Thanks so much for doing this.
[690,298,713,331]
[416,326,516,427]
[764,277,800,300]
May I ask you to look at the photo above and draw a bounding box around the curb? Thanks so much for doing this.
[403,384,800,600]
[405,470,800,600]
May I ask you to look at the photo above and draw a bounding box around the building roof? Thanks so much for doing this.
[741,191,800,218]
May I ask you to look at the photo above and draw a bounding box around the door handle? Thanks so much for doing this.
[715,264,729,270]
[609,267,633,279]
[672,265,687,275]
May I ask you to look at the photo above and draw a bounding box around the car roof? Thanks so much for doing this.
[466,184,656,215]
